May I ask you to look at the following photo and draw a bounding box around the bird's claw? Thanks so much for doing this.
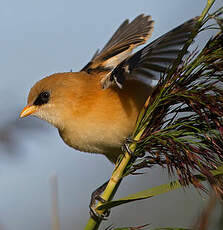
[89,181,110,220]
[122,137,145,159]
[89,207,110,221]
[90,181,108,206]
[95,195,106,203]
[122,142,133,155]
[122,137,136,160]
[125,136,135,144]
[89,195,110,220]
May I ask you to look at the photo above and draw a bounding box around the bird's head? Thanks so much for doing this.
[20,72,86,129]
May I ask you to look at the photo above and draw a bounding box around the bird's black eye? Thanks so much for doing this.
[33,91,50,106]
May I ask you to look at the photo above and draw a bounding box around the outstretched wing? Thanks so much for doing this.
[101,17,198,89]
[81,14,154,73]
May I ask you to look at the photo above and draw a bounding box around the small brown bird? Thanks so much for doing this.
[20,15,197,163]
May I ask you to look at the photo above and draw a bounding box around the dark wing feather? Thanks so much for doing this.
[81,14,154,72]
[102,17,198,89]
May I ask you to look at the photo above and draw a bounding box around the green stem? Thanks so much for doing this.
[167,0,216,80]
[84,132,142,230]
[200,0,215,21]
[84,218,100,230]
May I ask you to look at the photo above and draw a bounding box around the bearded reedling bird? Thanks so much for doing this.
[20,15,197,163]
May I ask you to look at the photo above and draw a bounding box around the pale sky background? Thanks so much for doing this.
[0,0,222,230]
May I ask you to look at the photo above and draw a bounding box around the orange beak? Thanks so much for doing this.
[20,105,37,118]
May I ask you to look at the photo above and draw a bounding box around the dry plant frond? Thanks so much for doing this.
[127,10,223,194]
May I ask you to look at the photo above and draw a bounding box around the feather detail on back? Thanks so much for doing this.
[102,17,198,89]
[81,14,154,73]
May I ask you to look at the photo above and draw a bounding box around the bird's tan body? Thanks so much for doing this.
[28,72,151,163]
[20,15,196,163]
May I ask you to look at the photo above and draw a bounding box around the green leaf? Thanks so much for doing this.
[112,226,191,230]
[110,223,150,230]
[152,228,191,230]
[112,228,145,230]
[112,224,149,230]
[112,228,132,230]
[97,181,182,210]
[98,165,223,211]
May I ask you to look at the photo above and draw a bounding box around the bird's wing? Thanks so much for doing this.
[81,14,154,72]
[101,17,198,89]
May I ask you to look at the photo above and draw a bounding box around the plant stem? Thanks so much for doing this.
[200,0,215,21]
[167,0,216,80]
[84,131,143,230]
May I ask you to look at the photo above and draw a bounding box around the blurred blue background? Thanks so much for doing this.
[0,0,222,229]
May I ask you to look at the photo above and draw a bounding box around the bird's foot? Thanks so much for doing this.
[122,137,138,160]
[89,181,110,220]
[122,137,146,159]
[89,196,110,220]
[125,136,135,144]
